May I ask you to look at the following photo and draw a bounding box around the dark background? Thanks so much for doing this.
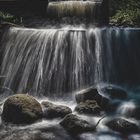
[0,0,48,17]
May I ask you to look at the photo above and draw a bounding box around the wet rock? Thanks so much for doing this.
[75,88,109,109]
[41,101,72,119]
[75,100,102,115]
[106,118,139,134]
[60,114,95,135]
[75,88,98,103]
[103,86,127,100]
[2,94,43,124]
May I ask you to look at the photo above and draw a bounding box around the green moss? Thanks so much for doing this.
[0,11,22,25]
[111,9,140,26]
[110,0,140,26]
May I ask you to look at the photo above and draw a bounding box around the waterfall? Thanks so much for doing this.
[1,1,140,140]
[0,27,140,97]
[46,0,108,25]
[47,1,101,20]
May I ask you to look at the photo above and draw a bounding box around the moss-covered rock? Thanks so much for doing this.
[75,100,102,115]
[41,101,72,119]
[2,94,43,124]
[60,114,95,135]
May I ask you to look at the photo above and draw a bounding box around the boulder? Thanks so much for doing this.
[41,101,72,119]
[60,114,94,135]
[75,100,102,115]
[103,86,127,100]
[75,88,109,109]
[106,118,139,134]
[2,94,43,124]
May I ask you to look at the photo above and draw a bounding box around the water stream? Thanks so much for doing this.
[1,27,140,97]
[0,0,140,139]
[0,26,140,140]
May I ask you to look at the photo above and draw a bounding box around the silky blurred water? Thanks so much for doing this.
[0,25,140,140]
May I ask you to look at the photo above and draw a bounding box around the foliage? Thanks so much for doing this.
[0,11,21,24]
[110,0,140,26]
[111,9,140,26]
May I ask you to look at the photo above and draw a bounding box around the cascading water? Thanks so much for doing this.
[1,27,140,98]
[0,0,140,140]
[47,1,100,21]
[46,0,108,25]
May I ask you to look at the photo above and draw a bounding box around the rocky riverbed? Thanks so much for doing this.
[0,85,140,140]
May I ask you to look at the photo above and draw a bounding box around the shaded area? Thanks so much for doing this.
[0,0,48,18]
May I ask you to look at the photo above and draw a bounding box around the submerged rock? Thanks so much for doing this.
[106,118,139,134]
[103,86,127,100]
[41,101,72,119]
[2,94,43,124]
[60,114,94,135]
[75,100,102,115]
[75,88,109,109]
